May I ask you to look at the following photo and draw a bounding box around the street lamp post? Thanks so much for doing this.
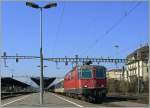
[26,2,57,104]
[114,45,119,69]
[114,45,122,91]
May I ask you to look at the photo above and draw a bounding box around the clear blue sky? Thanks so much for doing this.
[1,1,148,84]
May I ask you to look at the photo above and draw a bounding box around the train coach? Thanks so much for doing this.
[53,65,107,102]
[54,79,64,94]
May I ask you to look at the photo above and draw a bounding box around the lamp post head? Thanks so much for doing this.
[26,2,40,8]
[37,65,48,68]
[114,45,119,48]
[26,2,57,9]
[43,3,57,9]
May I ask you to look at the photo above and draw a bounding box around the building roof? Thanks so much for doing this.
[48,84,55,90]
[127,45,149,60]
[31,77,56,89]
[2,77,30,88]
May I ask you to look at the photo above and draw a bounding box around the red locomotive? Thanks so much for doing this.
[63,65,107,102]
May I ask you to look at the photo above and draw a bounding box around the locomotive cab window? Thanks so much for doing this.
[80,68,92,79]
[96,68,106,78]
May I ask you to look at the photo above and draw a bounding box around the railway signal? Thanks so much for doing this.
[3,52,7,67]
[16,53,19,63]
[1,52,40,67]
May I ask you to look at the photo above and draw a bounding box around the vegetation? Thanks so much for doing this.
[107,77,149,95]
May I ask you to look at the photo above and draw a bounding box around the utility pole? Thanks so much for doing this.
[114,45,119,69]
[26,2,57,104]
[122,66,125,94]
[137,49,140,94]
[40,7,44,104]
[114,45,121,92]
[137,60,140,94]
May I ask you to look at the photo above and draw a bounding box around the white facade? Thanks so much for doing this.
[107,69,122,80]
[125,45,149,82]
[125,60,148,81]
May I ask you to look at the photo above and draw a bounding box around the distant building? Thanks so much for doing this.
[106,69,122,80]
[125,45,149,82]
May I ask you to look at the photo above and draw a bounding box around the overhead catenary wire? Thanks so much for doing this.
[51,3,65,57]
[81,2,141,56]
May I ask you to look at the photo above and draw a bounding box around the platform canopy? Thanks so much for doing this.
[30,77,56,89]
[2,77,30,88]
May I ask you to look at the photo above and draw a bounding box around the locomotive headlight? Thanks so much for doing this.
[101,84,104,87]
[84,85,88,88]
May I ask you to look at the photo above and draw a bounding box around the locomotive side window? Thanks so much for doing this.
[81,69,92,78]
[96,68,106,78]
